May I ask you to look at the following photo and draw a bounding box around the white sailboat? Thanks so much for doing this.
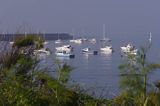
[70,39,82,44]
[69,29,82,44]
[100,24,111,42]
[149,32,152,43]
[43,33,48,45]
[10,33,14,45]
[55,33,62,44]
[89,38,96,44]
[100,45,113,53]
[81,29,87,41]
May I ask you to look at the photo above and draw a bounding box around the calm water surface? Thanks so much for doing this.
[42,34,160,98]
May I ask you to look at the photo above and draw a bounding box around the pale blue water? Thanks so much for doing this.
[42,34,160,98]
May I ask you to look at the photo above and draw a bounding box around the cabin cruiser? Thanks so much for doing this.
[55,45,73,52]
[55,49,75,58]
[82,47,98,55]
[62,45,73,49]
[121,44,134,53]
[121,43,138,55]
[100,46,113,53]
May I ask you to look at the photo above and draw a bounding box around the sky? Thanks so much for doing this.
[0,0,160,37]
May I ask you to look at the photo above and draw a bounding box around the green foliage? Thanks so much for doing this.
[0,48,20,69]
[13,35,44,49]
[118,46,160,105]
[13,35,35,48]
[56,62,73,84]
[2,35,160,105]
[0,36,112,106]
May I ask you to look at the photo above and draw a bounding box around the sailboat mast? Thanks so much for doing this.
[71,28,74,40]
[149,32,152,43]
[58,33,59,40]
[25,32,27,38]
[103,24,106,40]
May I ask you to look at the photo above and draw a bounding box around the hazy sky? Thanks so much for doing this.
[0,0,160,36]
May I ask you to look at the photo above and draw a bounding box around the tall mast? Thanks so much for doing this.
[71,28,74,40]
[25,32,27,38]
[103,24,106,40]
[149,32,152,43]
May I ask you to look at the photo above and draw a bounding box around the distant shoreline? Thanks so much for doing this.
[0,33,73,41]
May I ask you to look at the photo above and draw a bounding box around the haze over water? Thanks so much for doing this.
[0,0,160,37]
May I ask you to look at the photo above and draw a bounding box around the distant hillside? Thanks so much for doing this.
[0,33,73,41]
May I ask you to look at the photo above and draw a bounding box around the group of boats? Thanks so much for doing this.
[54,42,139,58]
[8,24,152,59]
[54,32,152,58]
[9,36,152,59]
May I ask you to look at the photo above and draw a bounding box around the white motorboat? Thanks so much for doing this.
[62,45,73,49]
[121,43,138,55]
[82,47,98,55]
[82,48,91,53]
[121,43,134,53]
[55,45,73,52]
[100,46,113,53]
[55,49,75,58]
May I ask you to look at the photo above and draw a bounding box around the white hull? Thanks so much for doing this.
[100,38,111,42]
[89,38,96,43]
[34,48,51,56]
[43,41,48,45]
[100,46,113,53]
[55,52,73,57]
[55,39,62,44]
[55,45,73,52]
[121,44,138,55]
[69,39,82,44]
[82,48,98,55]
[55,51,74,58]
[10,41,14,45]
